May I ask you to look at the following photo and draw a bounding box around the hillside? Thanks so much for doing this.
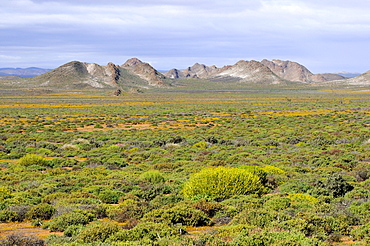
[345,70,370,85]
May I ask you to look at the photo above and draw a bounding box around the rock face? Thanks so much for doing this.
[29,58,166,89]
[182,63,219,79]
[34,61,119,88]
[164,63,219,79]
[261,59,345,83]
[122,58,165,86]
[215,60,286,84]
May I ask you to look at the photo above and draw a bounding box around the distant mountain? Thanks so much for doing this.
[337,72,362,78]
[345,70,370,85]
[0,67,51,78]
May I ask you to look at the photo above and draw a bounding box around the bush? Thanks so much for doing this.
[63,224,85,237]
[0,210,19,222]
[351,222,370,242]
[108,222,184,242]
[325,173,354,198]
[98,190,124,204]
[77,221,120,243]
[18,154,49,167]
[0,233,45,246]
[7,205,30,221]
[140,170,166,184]
[192,199,224,217]
[231,230,324,246]
[44,210,95,232]
[142,204,212,226]
[27,203,56,220]
[106,199,145,222]
[182,167,263,200]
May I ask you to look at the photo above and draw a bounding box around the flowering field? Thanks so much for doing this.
[1,90,370,245]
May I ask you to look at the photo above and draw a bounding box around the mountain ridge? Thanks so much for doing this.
[1,58,369,90]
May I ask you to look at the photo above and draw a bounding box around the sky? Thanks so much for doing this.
[0,0,369,73]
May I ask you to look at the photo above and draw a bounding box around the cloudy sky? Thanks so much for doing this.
[1,0,369,73]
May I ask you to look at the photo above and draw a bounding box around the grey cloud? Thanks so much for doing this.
[0,0,368,73]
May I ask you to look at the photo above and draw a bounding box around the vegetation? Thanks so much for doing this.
[1,87,370,244]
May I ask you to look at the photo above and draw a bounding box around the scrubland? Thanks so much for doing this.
[1,88,370,245]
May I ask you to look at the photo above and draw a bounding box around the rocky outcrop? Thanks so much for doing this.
[261,59,345,83]
[27,58,166,89]
[165,68,183,79]
[106,62,120,86]
[214,60,286,85]
[121,58,165,86]
[182,63,219,79]
[165,63,219,79]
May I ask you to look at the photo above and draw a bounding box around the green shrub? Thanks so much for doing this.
[108,222,184,242]
[42,192,69,204]
[98,190,124,204]
[18,154,49,167]
[77,221,120,243]
[64,224,85,237]
[182,167,263,200]
[26,203,56,220]
[106,199,145,222]
[44,210,95,232]
[0,233,45,246]
[0,210,19,222]
[142,204,212,226]
[231,230,325,246]
[351,222,370,242]
[192,199,224,217]
[140,170,165,184]
[325,173,353,198]
[238,165,268,185]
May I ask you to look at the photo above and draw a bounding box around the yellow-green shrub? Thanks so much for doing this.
[18,154,49,167]
[182,167,264,200]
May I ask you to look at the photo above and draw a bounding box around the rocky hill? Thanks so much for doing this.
[122,58,165,86]
[165,60,286,85]
[165,63,219,79]
[213,60,286,85]
[260,59,345,83]
[165,59,345,85]
[1,58,367,90]
[9,58,166,89]
[345,70,370,85]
